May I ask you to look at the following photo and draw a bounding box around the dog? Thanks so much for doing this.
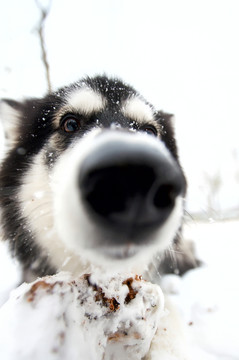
[0,75,198,282]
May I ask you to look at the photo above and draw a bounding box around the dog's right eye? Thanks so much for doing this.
[61,115,81,133]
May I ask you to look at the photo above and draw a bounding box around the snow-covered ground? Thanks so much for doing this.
[163,219,239,360]
[0,219,238,359]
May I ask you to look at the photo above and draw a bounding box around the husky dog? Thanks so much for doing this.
[0,76,197,281]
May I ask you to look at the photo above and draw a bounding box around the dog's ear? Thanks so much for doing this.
[155,110,179,160]
[0,99,24,145]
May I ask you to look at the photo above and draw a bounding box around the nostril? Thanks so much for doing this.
[81,165,156,218]
[153,184,177,209]
[83,168,128,217]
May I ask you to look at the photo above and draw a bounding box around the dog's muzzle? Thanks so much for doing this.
[78,131,186,243]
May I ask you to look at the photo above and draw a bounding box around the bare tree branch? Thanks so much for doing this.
[35,0,52,93]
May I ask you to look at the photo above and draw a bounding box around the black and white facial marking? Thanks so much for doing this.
[0,76,186,277]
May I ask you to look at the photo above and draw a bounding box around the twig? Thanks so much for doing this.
[35,0,52,93]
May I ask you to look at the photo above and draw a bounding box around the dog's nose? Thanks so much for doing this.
[79,136,186,237]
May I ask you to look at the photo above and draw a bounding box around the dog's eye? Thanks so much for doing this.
[61,115,81,133]
[141,125,158,136]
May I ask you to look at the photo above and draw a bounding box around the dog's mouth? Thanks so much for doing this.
[97,243,139,260]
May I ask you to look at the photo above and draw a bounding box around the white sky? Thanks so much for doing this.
[1,0,239,215]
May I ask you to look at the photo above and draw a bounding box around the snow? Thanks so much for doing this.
[0,242,21,306]
[0,219,239,359]
[163,219,239,360]
[0,271,165,360]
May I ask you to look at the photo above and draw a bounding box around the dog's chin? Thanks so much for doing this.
[80,241,160,273]
[95,243,140,260]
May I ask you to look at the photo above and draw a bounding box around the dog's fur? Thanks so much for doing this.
[0,76,198,281]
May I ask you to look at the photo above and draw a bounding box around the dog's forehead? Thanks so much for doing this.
[64,82,155,124]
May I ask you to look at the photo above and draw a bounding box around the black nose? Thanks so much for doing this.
[79,138,186,237]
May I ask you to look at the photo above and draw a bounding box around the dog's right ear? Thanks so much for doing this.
[0,99,23,146]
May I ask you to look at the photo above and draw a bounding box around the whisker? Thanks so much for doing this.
[26,201,53,216]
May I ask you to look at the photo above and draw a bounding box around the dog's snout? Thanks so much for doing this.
[79,138,185,237]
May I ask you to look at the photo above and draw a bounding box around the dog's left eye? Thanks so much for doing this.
[61,115,81,133]
[140,125,158,136]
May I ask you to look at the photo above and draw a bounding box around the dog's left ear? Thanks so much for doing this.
[155,110,179,160]
[0,99,24,146]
